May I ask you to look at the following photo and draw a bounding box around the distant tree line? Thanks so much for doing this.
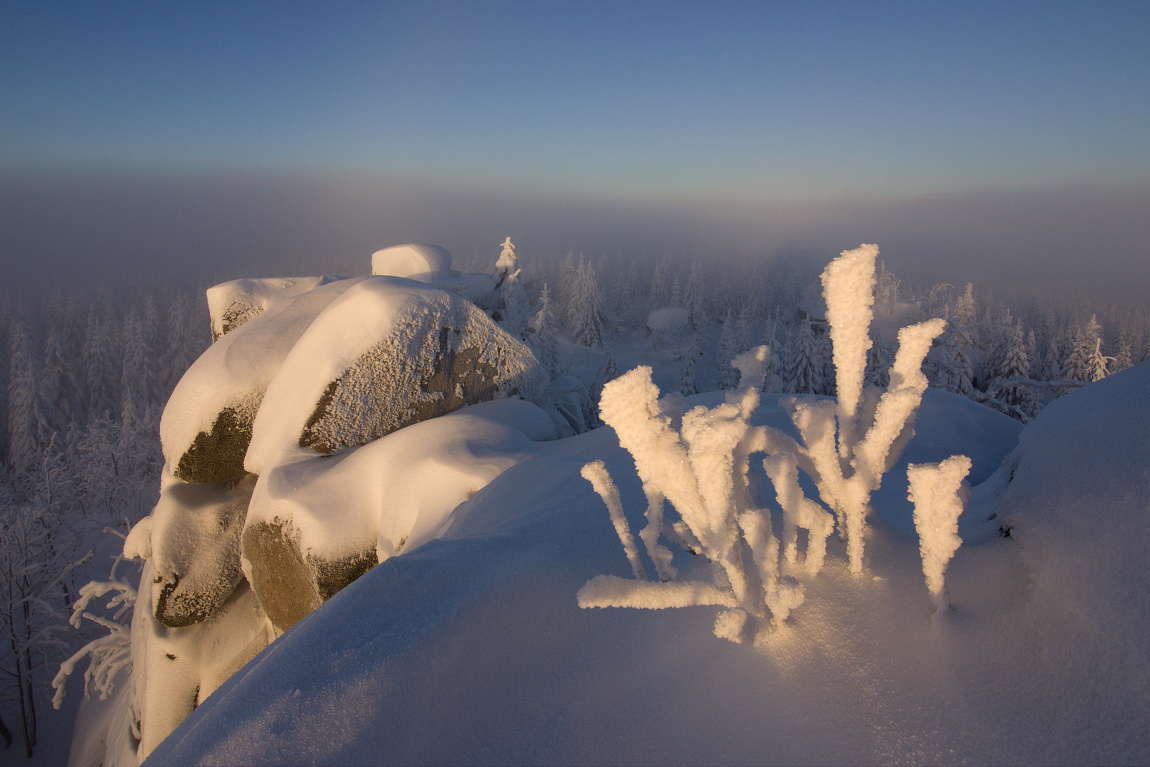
[0,287,208,757]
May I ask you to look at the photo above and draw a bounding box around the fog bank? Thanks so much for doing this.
[1,165,1146,302]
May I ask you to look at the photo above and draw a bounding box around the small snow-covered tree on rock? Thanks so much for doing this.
[491,237,530,341]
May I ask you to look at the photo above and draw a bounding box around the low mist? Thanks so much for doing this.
[2,165,1147,302]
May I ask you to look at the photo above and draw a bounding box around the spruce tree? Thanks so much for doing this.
[787,317,823,395]
[678,332,700,396]
[715,310,739,390]
[568,260,605,348]
[528,283,560,378]
[491,238,530,341]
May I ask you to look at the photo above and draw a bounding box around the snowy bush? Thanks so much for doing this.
[580,245,974,643]
[579,347,809,645]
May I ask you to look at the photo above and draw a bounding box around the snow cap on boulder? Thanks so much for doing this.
[371,243,453,282]
[161,277,365,484]
[244,276,548,474]
[206,276,341,341]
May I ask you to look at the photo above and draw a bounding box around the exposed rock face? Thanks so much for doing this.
[298,308,545,455]
[172,396,263,484]
[150,474,257,628]
[241,519,378,632]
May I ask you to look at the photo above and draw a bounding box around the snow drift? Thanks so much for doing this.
[145,361,1150,765]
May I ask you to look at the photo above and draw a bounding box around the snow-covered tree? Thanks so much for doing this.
[568,259,605,348]
[528,283,560,378]
[994,320,1036,416]
[684,259,708,330]
[159,292,199,401]
[649,259,672,309]
[1089,338,1112,382]
[120,308,156,425]
[678,332,701,396]
[1065,315,1101,382]
[8,323,53,475]
[491,237,530,341]
[715,310,740,390]
[0,503,87,757]
[786,317,823,395]
[42,327,80,427]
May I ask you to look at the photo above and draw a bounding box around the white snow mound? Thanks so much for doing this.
[206,276,341,341]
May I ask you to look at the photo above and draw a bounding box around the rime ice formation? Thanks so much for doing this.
[161,276,366,483]
[581,460,645,580]
[206,276,340,341]
[907,454,971,612]
[584,347,804,644]
[762,453,834,574]
[582,246,964,645]
[757,247,948,574]
[821,243,878,454]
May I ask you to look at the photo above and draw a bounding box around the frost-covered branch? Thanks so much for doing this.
[51,555,137,710]
[908,456,971,613]
[583,348,803,644]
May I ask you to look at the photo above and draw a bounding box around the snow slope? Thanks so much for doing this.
[145,363,1149,765]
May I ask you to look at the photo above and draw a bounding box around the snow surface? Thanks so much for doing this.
[244,399,558,569]
[136,362,1150,766]
[646,306,690,335]
[370,243,453,281]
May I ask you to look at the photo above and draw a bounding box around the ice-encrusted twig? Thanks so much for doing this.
[577,575,737,609]
[908,455,971,613]
[581,460,645,580]
[762,453,834,574]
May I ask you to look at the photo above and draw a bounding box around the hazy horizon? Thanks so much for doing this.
[2,2,1147,301]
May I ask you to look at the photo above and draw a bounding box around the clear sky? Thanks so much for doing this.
[1,1,1148,294]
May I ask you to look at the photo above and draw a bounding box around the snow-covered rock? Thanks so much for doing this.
[244,276,548,473]
[241,399,557,631]
[206,276,341,341]
[148,473,256,628]
[132,563,272,761]
[161,277,365,483]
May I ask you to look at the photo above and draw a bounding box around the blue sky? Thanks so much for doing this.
[1,1,1148,292]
